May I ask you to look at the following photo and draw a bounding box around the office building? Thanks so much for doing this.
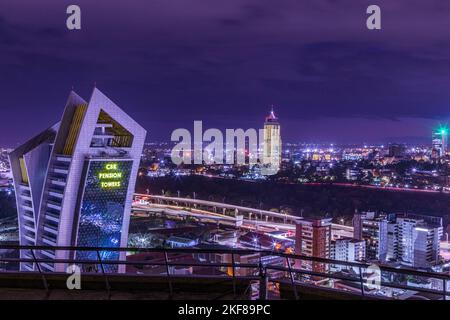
[262,108,281,172]
[9,88,146,272]
[432,127,447,158]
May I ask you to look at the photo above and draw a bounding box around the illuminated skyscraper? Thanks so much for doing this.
[262,108,281,173]
[432,126,448,158]
[9,88,146,272]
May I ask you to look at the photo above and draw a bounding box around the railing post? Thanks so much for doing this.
[443,278,447,301]
[96,250,111,298]
[231,253,236,299]
[358,266,365,297]
[30,249,49,295]
[258,261,267,300]
[286,256,299,300]
[164,251,174,299]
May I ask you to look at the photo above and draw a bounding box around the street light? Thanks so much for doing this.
[253,237,259,249]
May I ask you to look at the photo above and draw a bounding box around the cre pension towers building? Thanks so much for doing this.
[9,88,146,272]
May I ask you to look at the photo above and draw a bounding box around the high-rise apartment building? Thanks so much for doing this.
[331,238,366,262]
[330,237,366,272]
[295,218,332,273]
[353,212,443,269]
[9,88,146,272]
[386,220,398,261]
[353,212,388,262]
[396,217,442,268]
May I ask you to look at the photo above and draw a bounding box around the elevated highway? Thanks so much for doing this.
[132,194,354,236]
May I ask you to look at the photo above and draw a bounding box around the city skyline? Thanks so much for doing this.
[2,1,450,304]
[2,1,450,145]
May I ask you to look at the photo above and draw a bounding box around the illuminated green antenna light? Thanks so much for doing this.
[435,125,448,135]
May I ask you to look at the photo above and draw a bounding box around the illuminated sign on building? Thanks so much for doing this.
[99,162,122,188]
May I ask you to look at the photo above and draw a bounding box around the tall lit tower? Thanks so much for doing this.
[432,126,448,158]
[9,88,146,272]
[262,107,281,173]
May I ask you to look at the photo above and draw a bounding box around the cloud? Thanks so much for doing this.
[2,0,450,144]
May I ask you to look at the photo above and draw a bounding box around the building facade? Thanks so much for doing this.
[353,212,443,269]
[396,217,442,268]
[330,238,366,272]
[353,212,388,262]
[432,128,447,158]
[262,108,281,172]
[9,88,146,272]
[331,238,366,263]
[295,218,332,274]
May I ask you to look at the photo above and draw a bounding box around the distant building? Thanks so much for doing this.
[262,108,281,172]
[295,218,332,274]
[396,217,442,269]
[388,143,406,158]
[345,167,360,181]
[330,238,366,272]
[353,212,388,262]
[386,220,398,261]
[331,238,366,262]
[9,88,146,272]
[432,127,447,158]
[353,212,443,269]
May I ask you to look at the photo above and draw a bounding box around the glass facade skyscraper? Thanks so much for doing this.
[9,88,146,272]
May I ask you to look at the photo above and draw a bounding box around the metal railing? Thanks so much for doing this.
[0,244,448,300]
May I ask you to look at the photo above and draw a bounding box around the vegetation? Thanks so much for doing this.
[137,175,450,226]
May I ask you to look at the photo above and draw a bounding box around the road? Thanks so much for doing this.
[132,200,354,238]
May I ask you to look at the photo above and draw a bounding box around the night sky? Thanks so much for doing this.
[2,0,450,146]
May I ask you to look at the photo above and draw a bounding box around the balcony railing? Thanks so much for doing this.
[0,245,448,300]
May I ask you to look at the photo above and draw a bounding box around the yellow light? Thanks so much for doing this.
[99,172,122,179]
[99,162,122,188]
[101,181,121,188]
[105,163,118,170]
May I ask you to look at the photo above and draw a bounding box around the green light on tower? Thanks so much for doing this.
[435,125,448,136]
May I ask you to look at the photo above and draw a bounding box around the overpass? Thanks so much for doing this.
[132,193,354,237]
[134,193,303,224]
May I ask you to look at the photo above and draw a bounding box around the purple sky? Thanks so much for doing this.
[2,0,450,146]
